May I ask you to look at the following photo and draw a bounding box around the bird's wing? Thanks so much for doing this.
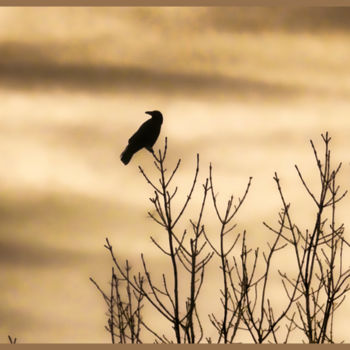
[128,119,152,144]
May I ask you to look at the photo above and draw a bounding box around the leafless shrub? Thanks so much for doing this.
[8,335,17,344]
[263,132,350,343]
[91,132,350,344]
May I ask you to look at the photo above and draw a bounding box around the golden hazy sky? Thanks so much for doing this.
[1,7,350,343]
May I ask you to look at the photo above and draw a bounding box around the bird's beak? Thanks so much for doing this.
[145,111,152,116]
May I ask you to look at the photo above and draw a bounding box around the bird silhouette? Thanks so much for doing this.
[121,110,163,165]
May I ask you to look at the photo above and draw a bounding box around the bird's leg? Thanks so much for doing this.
[146,147,154,154]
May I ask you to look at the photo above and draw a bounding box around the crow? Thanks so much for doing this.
[120,110,163,165]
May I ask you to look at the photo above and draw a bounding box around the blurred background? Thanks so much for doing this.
[1,7,350,343]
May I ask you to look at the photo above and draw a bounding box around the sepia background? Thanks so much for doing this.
[1,7,350,343]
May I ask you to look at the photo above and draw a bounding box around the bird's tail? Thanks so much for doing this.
[120,144,136,165]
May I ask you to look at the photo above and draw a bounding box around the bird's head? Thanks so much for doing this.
[145,110,163,123]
